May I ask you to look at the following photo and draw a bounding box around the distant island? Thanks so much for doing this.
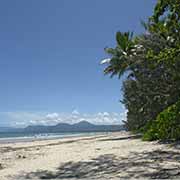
[0,121,124,133]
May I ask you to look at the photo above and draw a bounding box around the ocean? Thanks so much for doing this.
[0,132,106,143]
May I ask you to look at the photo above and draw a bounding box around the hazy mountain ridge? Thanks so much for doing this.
[0,121,124,133]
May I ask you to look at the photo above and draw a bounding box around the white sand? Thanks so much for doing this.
[0,132,180,179]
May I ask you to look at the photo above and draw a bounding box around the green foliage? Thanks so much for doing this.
[143,101,180,141]
[116,32,134,52]
[150,0,180,39]
[103,31,135,78]
[146,47,180,64]
[122,33,180,132]
[101,0,180,140]
[142,121,159,141]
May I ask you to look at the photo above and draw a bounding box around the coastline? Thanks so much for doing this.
[0,131,180,179]
[0,132,109,144]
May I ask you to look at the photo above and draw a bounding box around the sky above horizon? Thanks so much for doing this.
[0,0,156,127]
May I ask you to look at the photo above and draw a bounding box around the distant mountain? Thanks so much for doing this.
[74,120,94,127]
[24,121,124,133]
[0,121,124,133]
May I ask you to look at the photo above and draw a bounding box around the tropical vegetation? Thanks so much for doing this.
[101,0,180,141]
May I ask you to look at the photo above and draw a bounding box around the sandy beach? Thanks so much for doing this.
[0,132,180,179]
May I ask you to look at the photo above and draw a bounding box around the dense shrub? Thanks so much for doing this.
[143,101,180,141]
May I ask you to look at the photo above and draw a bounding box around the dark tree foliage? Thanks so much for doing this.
[122,33,180,132]
[102,0,180,138]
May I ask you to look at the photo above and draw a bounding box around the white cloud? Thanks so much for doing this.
[72,109,80,115]
[46,113,59,119]
[102,112,109,116]
[0,110,127,127]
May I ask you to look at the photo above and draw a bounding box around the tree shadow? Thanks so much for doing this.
[99,134,142,142]
[166,141,180,150]
[19,149,180,179]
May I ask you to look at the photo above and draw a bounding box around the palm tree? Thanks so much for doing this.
[101,31,135,78]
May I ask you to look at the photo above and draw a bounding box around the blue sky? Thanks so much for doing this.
[0,0,156,127]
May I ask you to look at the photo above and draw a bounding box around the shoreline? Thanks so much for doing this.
[0,131,180,179]
[0,132,110,144]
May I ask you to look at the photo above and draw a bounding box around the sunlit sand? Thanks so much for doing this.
[0,132,180,179]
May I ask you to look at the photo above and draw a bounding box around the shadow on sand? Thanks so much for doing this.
[99,134,142,142]
[19,149,180,179]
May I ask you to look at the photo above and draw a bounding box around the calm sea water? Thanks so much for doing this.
[0,132,106,142]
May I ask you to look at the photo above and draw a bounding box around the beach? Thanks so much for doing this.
[0,131,180,179]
